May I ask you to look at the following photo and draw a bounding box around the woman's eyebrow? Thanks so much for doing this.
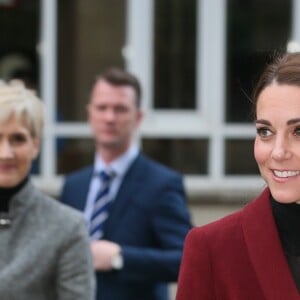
[287,118,300,125]
[255,118,300,126]
[255,119,270,125]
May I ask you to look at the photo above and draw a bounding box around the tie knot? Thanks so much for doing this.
[99,170,114,182]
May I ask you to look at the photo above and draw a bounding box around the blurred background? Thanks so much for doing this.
[0,0,297,219]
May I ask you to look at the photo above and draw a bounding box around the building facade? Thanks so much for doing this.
[0,0,298,201]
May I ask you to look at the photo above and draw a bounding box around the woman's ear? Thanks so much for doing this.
[31,137,40,160]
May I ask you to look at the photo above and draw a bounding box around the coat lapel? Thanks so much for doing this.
[242,188,300,299]
[73,167,93,211]
[103,155,144,236]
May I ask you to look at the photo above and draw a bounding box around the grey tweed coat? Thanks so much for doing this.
[0,180,95,300]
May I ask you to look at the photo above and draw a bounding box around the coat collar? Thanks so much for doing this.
[242,188,300,299]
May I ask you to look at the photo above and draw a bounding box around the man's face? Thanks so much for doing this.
[87,80,143,154]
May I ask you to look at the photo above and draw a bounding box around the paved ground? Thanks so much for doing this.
[169,201,244,299]
[189,202,244,226]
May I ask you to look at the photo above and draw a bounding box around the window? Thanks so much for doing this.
[153,0,196,109]
[142,138,208,174]
[225,0,291,123]
[57,0,127,122]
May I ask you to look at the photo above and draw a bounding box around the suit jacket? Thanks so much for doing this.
[176,188,300,300]
[0,180,95,300]
[60,153,192,300]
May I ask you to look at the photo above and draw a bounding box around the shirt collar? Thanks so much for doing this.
[94,143,139,178]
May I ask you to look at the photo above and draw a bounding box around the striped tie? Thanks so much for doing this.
[89,170,114,240]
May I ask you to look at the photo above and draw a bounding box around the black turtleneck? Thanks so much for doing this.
[271,196,300,292]
[0,177,29,212]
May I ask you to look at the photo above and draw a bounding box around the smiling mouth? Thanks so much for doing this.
[273,170,300,178]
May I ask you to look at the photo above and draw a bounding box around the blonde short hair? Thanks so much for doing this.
[0,79,44,138]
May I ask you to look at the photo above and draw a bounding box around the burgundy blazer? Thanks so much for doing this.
[176,188,300,300]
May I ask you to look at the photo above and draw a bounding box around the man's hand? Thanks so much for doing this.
[90,240,121,271]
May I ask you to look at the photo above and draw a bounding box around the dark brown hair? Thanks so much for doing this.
[95,67,142,108]
[253,52,300,118]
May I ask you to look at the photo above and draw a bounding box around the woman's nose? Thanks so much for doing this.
[0,141,14,159]
[271,138,292,160]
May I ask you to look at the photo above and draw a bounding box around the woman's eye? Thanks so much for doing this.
[256,127,271,137]
[294,127,300,136]
[10,134,27,145]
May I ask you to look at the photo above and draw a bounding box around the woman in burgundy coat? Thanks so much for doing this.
[176,52,300,300]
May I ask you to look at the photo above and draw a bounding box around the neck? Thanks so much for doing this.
[271,196,300,255]
[0,176,29,212]
[97,144,130,164]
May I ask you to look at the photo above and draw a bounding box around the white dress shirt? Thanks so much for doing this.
[84,143,139,228]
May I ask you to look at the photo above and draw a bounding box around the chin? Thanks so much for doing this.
[101,140,124,150]
[0,178,21,188]
[270,190,300,204]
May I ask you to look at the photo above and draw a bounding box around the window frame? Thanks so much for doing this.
[38,0,300,198]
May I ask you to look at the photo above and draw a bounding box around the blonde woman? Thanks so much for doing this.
[0,80,95,299]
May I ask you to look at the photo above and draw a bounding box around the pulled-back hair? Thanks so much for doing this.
[253,52,300,118]
[95,68,142,108]
[0,79,44,138]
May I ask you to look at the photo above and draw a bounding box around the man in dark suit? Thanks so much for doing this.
[60,67,192,300]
